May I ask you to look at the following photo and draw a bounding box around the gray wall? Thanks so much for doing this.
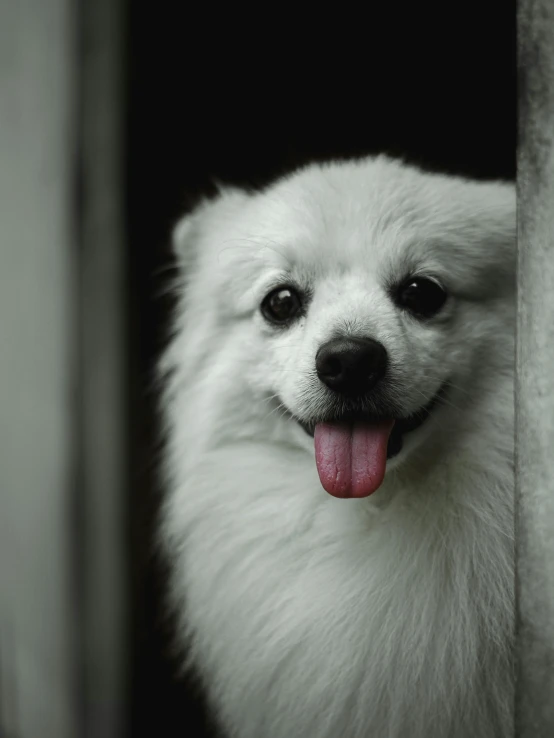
[0,0,79,736]
[0,1,127,737]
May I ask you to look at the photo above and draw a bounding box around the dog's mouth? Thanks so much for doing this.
[298,388,444,455]
[288,385,446,500]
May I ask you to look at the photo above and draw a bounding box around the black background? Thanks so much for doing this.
[126,5,516,737]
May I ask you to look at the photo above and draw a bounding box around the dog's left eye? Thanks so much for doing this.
[261,286,302,325]
[395,277,447,318]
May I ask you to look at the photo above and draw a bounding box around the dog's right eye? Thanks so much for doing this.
[261,286,302,325]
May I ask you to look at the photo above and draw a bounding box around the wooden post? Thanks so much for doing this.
[516,0,554,734]
[0,0,128,736]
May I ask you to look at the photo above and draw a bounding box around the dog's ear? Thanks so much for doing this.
[447,179,516,300]
[481,180,516,292]
[172,185,249,271]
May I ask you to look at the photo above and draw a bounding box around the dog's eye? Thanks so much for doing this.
[261,287,302,325]
[395,277,447,318]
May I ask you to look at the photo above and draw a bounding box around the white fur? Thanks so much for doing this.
[160,156,515,737]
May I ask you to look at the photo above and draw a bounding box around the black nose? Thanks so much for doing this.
[315,337,388,396]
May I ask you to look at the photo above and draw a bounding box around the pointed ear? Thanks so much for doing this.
[483,180,516,291]
[172,185,249,271]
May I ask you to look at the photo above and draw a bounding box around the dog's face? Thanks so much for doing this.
[174,157,515,497]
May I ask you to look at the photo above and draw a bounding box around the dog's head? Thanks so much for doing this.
[172,156,515,498]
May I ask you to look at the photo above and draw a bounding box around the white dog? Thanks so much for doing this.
[160,156,515,738]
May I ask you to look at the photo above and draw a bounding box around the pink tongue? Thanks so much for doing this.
[314,420,395,498]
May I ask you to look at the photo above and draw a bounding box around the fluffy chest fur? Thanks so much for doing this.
[163,392,513,738]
